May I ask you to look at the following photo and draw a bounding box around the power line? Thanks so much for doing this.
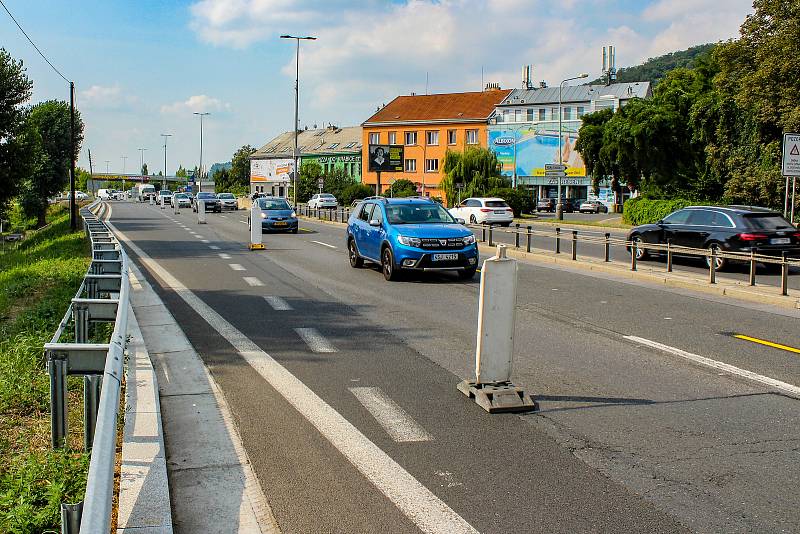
[0,0,70,83]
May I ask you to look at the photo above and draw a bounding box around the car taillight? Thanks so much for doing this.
[480,208,492,212]
[737,233,768,241]
[793,232,800,238]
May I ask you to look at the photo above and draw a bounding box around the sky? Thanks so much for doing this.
[1,0,754,175]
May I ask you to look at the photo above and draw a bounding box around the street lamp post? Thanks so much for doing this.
[138,147,147,177]
[281,34,317,207]
[557,73,588,220]
[105,160,110,174]
[193,112,210,193]
[161,134,172,190]
[121,155,128,192]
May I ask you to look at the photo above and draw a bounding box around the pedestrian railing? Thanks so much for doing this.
[467,222,800,296]
[45,200,130,533]
[296,203,351,223]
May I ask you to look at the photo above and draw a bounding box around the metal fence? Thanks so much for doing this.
[296,203,351,223]
[44,200,130,533]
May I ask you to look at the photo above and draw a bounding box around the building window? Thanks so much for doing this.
[447,130,457,145]
[550,107,557,120]
[539,108,546,121]
[388,131,396,144]
[405,159,417,172]
[404,131,417,145]
[515,109,523,122]
[425,158,439,172]
[496,112,504,123]
[502,110,510,123]
[328,143,339,149]
[344,142,356,148]
[426,131,439,145]
[577,106,586,118]
[563,107,573,120]
[527,109,535,121]
[465,129,479,145]
[369,132,380,144]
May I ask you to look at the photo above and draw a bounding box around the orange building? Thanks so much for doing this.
[361,88,512,198]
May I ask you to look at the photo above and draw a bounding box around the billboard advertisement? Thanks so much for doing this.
[250,158,294,183]
[489,127,586,178]
[368,144,404,172]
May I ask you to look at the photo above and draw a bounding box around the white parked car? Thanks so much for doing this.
[307,193,337,209]
[449,197,514,226]
[157,190,173,205]
[173,193,192,208]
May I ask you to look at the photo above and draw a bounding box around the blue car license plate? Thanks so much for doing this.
[273,221,287,227]
[433,253,458,261]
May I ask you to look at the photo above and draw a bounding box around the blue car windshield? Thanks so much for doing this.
[385,204,454,224]
[258,198,291,210]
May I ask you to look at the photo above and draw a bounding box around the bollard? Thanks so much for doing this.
[160,198,165,210]
[631,241,638,271]
[197,197,207,224]
[571,230,577,260]
[514,223,520,248]
[488,225,494,247]
[61,502,83,534]
[49,357,68,448]
[667,240,673,272]
[456,244,535,413]
[604,233,610,262]
[248,203,265,250]
[749,251,756,286]
[173,198,179,215]
[481,224,486,243]
[149,195,154,206]
[526,226,532,253]
[709,247,717,284]
[555,227,561,254]
[83,375,102,451]
[781,252,789,296]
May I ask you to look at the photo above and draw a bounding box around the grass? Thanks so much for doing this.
[515,213,632,230]
[0,207,93,533]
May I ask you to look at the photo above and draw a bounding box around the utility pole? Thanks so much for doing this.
[69,82,76,231]
[138,147,147,180]
[161,134,172,190]
[557,73,588,220]
[121,155,128,194]
[193,112,210,193]
[87,149,94,195]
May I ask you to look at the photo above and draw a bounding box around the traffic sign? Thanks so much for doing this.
[545,164,567,171]
[317,178,324,185]
[782,133,800,176]
[545,170,566,177]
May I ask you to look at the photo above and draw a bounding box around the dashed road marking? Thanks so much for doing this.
[229,263,246,271]
[243,276,264,287]
[295,327,337,353]
[264,296,293,311]
[239,221,248,225]
[209,245,220,250]
[201,239,210,243]
[350,387,433,443]
[311,240,337,249]
[219,253,232,260]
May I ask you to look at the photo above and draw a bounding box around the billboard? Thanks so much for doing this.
[489,127,586,178]
[368,144,404,172]
[250,158,294,183]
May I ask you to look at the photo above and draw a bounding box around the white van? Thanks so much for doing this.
[97,189,112,200]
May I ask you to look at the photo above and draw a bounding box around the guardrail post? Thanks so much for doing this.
[488,225,494,247]
[86,278,97,300]
[571,230,577,260]
[74,305,89,344]
[555,227,561,254]
[49,356,68,448]
[83,375,102,451]
[60,502,83,534]
[526,226,532,253]
[781,252,789,296]
[709,247,717,284]
[667,240,673,272]
[514,223,520,248]
[631,241,638,271]
[749,250,756,286]
[604,233,610,262]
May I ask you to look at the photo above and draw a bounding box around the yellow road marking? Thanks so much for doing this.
[734,334,800,354]
[299,228,313,233]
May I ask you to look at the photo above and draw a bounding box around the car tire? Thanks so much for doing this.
[458,267,477,280]
[704,243,726,271]
[470,214,477,224]
[381,246,399,281]
[292,228,298,234]
[348,239,363,268]
[630,235,650,260]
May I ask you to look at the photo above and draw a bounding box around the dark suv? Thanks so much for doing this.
[193,192,221,213]
[627,205,800,269]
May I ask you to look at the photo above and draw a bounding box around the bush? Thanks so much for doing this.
[487,188,534,217]
[622,197,694,225]
[340,183,374,206]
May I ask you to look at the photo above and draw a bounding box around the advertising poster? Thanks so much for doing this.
[489,127,586,178]
[368,144,404,172]
[250,158,294,183]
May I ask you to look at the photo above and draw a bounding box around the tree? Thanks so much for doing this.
[141,163,148,176]
[440,147,506,206]
[0,49,34,217]
[19,100,84,226]
[576,108,613,195]
[296,161,323,202]
[340,183,373,206]
[388,178,417,197]
[230,145,256,189]
[175,165,187,178]
[322,167,356,199]
[76,167,91,192]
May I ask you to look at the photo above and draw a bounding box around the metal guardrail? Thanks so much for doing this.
[44,200,130,533]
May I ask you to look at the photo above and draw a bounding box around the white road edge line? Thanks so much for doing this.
[106,222,477,534]
[311,240,337,249]
[264,296,292,311]
[243,276,264,287]
[209,245,220,250]
[229,263,246,271]
[350,387,433,443]
[295,327,337,353]
[624,335,800,397]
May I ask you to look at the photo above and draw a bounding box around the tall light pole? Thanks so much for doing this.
[121,155,128,193]
[557,73,588,220]
[138,147,147,177]
[281,34,317,206]
[105,160,110,174]
[193,112,210,193]
[161,134,172,190]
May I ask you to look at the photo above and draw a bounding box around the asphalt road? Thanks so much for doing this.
[110,201,800,533]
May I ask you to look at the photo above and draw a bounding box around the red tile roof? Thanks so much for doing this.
[363,89,512,124]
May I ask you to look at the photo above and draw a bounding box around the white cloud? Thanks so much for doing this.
[79,84,139,110]
[160,94,231,114]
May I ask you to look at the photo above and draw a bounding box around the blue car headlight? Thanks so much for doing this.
[397,235,421,247]
[462,234,476,245]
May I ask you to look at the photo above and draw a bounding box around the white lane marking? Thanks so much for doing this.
[624,335,800,397]
[264,296,292,311]
[239,221,248,225]
[350,387,433,443]
[107,225,476,534]
[243,276,264,287]
[201,239,210,243]
[295,327,337,353]
[209,245,220,250]
[229,263,246,271]
[311,240,337,249]
[220,215,227,218]
[219,253,232,260]
[195,235,205,239]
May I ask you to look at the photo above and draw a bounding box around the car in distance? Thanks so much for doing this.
[193,192,222,213]
[449,197,514,226]
[536,198,555,212]
[248,197,298,233]
[308,193,338,209]
[627,205,800,270]
[346,197,479,281]
[157,190,173,206]
[579,200,608,214]
[173,193,191,208]
[97,188,114,201]
[217,192,238,211]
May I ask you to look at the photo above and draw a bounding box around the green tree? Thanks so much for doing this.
[388,178,417,197]
[230,145,256,189]
[576,108,614,195]
[141,163,148,176]
[0,49,34,217]
[440,147,506,206]
[323,167,357,199]
[175,165,187,178]
[19,100,84,226]
[76,167,91,192]
[340,183,373,206]
[296,161,323,202]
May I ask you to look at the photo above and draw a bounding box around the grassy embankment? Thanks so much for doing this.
[0,207,92,533]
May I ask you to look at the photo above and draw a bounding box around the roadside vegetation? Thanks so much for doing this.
[0,207,91,533]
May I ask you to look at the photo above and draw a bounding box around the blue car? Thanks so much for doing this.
[248,197,299,233]
[347,197,479,281]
